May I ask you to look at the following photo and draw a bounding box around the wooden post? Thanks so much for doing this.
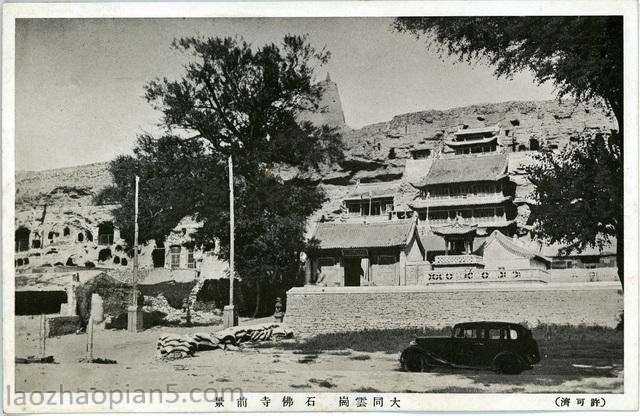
[223,155,238,328]
[229,156,234,309]
[39,314,46,358]
[86,317,94,362]
[133,175,139,307]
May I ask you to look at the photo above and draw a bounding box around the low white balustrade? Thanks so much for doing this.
[433,254,484,266]
[422,268,548,283]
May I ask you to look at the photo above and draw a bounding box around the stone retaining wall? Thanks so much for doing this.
[284,282,623,337]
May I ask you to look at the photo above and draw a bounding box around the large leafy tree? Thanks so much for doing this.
[525,132,623,286]
[394,17,624,285]
[96,35,343,315]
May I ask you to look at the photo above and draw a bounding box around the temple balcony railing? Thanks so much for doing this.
[419,215,509,227]
[433,254,484,267]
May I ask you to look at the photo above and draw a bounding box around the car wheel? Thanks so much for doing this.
[494,353,523,375]
[402,349,426,372]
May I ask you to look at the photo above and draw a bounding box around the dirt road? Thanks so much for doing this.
[14,316,623,393]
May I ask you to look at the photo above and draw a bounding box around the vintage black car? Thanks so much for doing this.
[400,321,541,374]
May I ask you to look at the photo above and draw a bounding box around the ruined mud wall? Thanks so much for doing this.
[285,282,623,337]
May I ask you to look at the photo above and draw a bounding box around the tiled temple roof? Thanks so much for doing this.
[344,181,400,201]
[478,230,550,264]
[413,153,509,187]
[445,136,498,147]
[454,125,500,136]
[311,219,417,250]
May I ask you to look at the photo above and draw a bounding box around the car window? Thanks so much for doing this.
[454,327,465,338]
[509,329,518,340]
[488,328,501,339]
[475,328,485,339]
[464,328,474,338]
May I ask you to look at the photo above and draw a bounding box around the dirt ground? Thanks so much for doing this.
[14,316,623,393]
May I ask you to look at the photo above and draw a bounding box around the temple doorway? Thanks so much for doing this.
[344,257,362,287]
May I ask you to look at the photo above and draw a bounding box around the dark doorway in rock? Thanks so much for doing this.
[98,222,114,245]
[529,138,540,151]
[98,248,112,262]
[78,233,84,242]
[86,230,93,242]
[63,226,70,236]
[15,227,30,252]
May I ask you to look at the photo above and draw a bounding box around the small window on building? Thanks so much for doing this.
[63,227,70,236]
[170,246,181,269]
[418,211,427,221]
[98,222,114,246]
[187,248,195,269]
[77,233,84,242]
[32,239,41,249]
[347,203,360,215]
[48,231,55,240]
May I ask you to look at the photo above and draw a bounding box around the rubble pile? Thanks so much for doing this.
[156,323,293,360]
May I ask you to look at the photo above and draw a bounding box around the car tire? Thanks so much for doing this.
[494,352,523,375]
[402,349,426,372]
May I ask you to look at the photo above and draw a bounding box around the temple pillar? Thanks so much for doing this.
[304,257,312,285]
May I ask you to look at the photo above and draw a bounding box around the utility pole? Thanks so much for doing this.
[128,175,143,332]
[223,155,238,328]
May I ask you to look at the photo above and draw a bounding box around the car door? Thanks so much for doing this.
[485,326,508,366]
[466,325,489,367]
[452,326,476,366]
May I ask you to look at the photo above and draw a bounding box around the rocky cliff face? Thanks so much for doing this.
[332,99,615,185]
[14,98,616,267]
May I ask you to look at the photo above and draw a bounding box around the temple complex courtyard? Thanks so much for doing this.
[15,315,622,394]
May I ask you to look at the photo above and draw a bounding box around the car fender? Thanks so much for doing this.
[401,346,453,367]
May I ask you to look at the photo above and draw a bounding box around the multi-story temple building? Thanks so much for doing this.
[306,124,617,286]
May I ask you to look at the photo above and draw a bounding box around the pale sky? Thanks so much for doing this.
[15,18,557,172]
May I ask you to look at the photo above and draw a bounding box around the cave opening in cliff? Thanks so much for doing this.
[77,232,84,242]
[63,226,70,236]
[98,222,114,245]
[15,227,30,252]
[529,138,540,151]
[98,248,112,262]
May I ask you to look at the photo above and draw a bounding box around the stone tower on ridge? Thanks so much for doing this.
[298,72,348,130]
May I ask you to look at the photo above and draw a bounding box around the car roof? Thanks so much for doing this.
[454,321,528,328]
